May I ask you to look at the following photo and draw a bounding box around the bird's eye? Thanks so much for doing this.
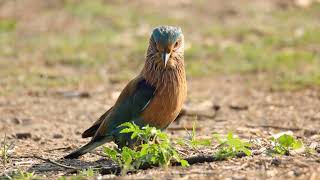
[174,41,179,48]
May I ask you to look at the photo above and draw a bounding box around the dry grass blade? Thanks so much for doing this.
[33,155,78,170]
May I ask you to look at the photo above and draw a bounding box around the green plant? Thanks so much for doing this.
[79,167,97,177]
[103,122,189,174]
[270,134,303,155]
[177,121,212,149]
[0,135,12,179]
[1,134,9,169]
[11,170,42,180]
[56,168,97,180]
[0,19,16,32]
[57,177,67,180]
[1,134,14,173]
[213,132,252,160]
[57,175,83,180]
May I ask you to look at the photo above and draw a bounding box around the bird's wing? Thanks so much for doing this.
[81,107,113,138]
[92,76,156,140]
[64,77,155,159]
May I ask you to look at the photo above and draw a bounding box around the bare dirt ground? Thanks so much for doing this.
[1,75,320,179]
[0,0,320,179]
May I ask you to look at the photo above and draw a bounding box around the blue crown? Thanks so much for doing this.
[152,26,182,45]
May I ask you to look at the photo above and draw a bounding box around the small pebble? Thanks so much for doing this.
[53,134,63,139]
[16,132,32,139]
[294,169,302,177]
[236,151,247,158]
[316,145,320,153]
[32,136,41,141]
[271,157,281,166]
[12,117,22,124]
[12,118,32,125]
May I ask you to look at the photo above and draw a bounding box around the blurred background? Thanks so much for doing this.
[1,1,320,178]
[0,0,319,95]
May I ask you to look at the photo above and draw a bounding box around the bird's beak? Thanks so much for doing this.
[161,52,171,67]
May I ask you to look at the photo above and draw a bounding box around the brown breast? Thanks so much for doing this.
[141,71,187,129]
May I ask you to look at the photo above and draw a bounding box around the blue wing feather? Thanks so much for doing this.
[64,78,155,158]
[95,78,155,138]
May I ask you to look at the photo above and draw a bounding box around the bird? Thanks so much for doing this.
[64,26,187,159]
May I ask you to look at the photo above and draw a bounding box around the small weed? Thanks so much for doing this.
[0,135,12,180]
[213,132,252,160]
[270,134,303,155]
[104,122,189,174]
[1,134,14,173]
[56,168,97,180]
[1,134,9,169]
[11,170,42,180]
[0,19,16,32]
[79,167,97,177]
[177,121,212,149]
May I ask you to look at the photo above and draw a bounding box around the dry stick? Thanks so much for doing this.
[98,155,221,175]
[31,154,221,175]
[33,155,122,175]
[179,108,218,119]
[181,155,219,165]
[33,155,78,170]
[2,173,12,180]
[44,147,72,152]
[89,151,109,157]
[246,124,302,131]
[168,126,202,131]
[100,154,221,175]
[12,154,119,175]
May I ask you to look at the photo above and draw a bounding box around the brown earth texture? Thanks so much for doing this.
[0,0,320,179]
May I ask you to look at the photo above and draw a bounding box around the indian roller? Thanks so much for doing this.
[64,26,187,159]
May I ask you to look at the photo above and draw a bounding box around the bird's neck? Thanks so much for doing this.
[141,57,186,92]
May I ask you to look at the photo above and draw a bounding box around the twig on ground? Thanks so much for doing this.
[168,126,202,131]
[99,166,123,175]
[12,154,244,176]
[33,155,78,170]
[89,151,108,157]
[9,155,34,159]
[175,149,189,157]
[246,124,302,131]
[181,155,219,165]
[44,147,72,152]
[13,160,34,166]
[98,154,222,175]
[179,108,218,119]
[3,173,12,180]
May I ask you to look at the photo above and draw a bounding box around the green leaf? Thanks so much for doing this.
[213,133,224,144]
[192,139,212,146]
[292,140,303,149]
[242,148,252,156]
[192,121,197,141]
[80,167,96,177]
[103,146,119,162]
[270,133,304,155]
[180,159,190,167]
[213,132,252,159]
[277,134,295,147]
[227,132,233,141]
[121,147,135,168]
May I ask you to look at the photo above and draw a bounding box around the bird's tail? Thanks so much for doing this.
[64,137,110,159]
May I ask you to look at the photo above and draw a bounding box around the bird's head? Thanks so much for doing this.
[147,26,184,69]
